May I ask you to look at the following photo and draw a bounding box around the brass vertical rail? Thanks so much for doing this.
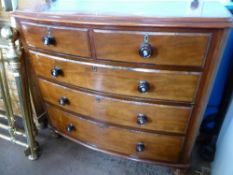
[0,49,16,141]
[1,26,39,160]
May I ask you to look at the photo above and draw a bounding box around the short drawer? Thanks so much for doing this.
[39,79,191,134]
[30,52,201,102]
[47,106,184,162]
[94,29,211,67]
[21,21,91,57]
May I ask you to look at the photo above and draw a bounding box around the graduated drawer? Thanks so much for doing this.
[21,21,91,57]
[39,79,192,134]
[47,106,184,162]
[30,52,201,102]
[94,29,211,67]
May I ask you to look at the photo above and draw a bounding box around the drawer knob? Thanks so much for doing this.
[66,124,75,133]
[137,114,148,125]
[59,97,69,106]
[138,81,150,93]
[136,142,145,152]
[51,67,63,77]
[42,35,55,46]
[139,43,152,58]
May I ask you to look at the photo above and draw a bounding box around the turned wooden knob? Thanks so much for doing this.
[51,67,63,77]
[139,43,152,58]
[59,97,69,106]
[137,114,148,125]
[138,81,150,93]
[136,142,145,152]
[42,35,56,46]
[66,124,75,133]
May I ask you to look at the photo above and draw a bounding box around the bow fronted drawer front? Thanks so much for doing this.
[39,79,192,134]
[21,22,91,57]
[94,29,211,67]
[29,52,201,103]
[47,106,184,163]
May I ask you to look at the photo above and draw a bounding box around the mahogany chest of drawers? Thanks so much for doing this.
[13,1,232,171]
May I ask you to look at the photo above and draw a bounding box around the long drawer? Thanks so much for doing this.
[39,79,192,134]
[21,21,91,57]
[30,52,201,102]
[47,106,184,162]
[94,29,211,67]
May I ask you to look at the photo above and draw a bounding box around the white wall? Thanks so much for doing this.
[212,98,233,175]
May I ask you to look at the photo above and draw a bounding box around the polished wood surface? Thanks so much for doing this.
[94,29,210,67]
[48,105,184,162]
[13,1,232,169]
[29,52,201,102]
[39,79,191,134]
[21,21,91,57]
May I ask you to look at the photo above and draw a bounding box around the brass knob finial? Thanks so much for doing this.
[1,26,18,43]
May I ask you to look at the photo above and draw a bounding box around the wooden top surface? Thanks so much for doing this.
[13,1,233,28]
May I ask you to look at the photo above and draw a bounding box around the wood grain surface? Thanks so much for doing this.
[39,79,192,134]
[21,21,91,57]
[47,105,184,163]
[29,52,201,102]
[94,29,210,67]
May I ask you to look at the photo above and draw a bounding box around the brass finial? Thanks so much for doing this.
[1,26,18,43]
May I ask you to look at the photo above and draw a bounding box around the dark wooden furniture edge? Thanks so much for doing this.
[180,29,231,163]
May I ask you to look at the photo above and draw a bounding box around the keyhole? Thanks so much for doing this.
[144,34,149,43]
